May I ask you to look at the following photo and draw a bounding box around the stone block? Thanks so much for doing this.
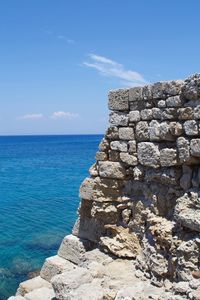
[24,287,55,300]
[177,137,191,163]
[190,139,200,157]
[98,138,109,151]
[109,112,129,126]
[166,95,182,107]
[169,122,183,136]
[95,151,108,161]
[140,109,153,120]
[118,127,134,140]
[157,100,166,108]
[135,121,149,141]
[181,74,200,100]
[58,234,90,264]
[159,122,174,141]
[129,110,140,122]
[129,86,143,101]
[105,127,119,140]
[79,177,96,200]
[16,276,51,297]
[40,255,76,282]
[8,297,25,300]
[108,150,120,161]
[194,105,200,119]
[128,140,137,153]
[183,120,198,136]
[152,108,162,119]
[149,120,160,141]
[119,152,138,166]
[110,140,127,152]
[160,148,177,167]
[108,89,129,111]
[178,107,194,120]
[161,108,177,120]
[138,142,160,168]
[98,161,126,179]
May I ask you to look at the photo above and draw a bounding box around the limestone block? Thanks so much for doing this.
[95,151,107,161]
[16,276,51,297]
[98,161,126,179]
[190,139,200,157]
[158,100,166,108]
[135,121,149,141]
[118,127,134,140]
[108,89,129,111]
[177,137,191,163]
[169,122,183,136]
[160,148,177,167]
[51,267,93,300]
[128,140,137,153]
[109,112,129,126]
[151,82,166,99]
[164,79,184,96]
[24,287,55,300]
[183,120,198,136]
[194,105,200,119]
[98,138,109,151]
[166,95,182,107]
[149,120,160,141]
[128,110,140,122]
[40,255,76,282]
[105,126,119,140]
[140,109,153,120]
[108,150,120,161]
[79,177,96,200]
[161,108,177,120]
[58,234,90,264]
[152,108,162,119]
[138,142,160,168]
[143,84,153,100]
[178,107,194,120]
[159,122,174,141]
[181,74,200,100]
[129,86,143,101]
[110,140,127,152]
[89,164,98,177]
[119,152,138,166]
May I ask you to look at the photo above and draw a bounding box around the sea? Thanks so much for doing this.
[0,134,103,300]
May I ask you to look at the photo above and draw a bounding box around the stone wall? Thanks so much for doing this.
[9,74,200,300]
[73,74,200,283]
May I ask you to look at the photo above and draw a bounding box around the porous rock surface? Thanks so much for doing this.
[8,74,200,300]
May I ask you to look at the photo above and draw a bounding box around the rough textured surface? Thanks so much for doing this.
[10,74,200,299]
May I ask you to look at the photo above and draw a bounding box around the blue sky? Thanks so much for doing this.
[0,0,200,135]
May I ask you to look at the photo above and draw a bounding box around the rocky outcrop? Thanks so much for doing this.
[8,74,200,299]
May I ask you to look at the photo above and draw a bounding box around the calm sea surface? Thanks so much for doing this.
[0,134,102,299]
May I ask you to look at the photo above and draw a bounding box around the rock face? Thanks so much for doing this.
[9,74,200,299]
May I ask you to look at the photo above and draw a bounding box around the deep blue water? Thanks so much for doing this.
[0,134,102,299]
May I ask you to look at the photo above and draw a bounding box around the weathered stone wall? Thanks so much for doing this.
[73,74,200,284]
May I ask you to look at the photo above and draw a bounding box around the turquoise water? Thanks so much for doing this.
[0,135,102,299]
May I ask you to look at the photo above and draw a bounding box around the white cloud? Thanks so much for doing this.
[57,35,74,44]
[19,113,43,120]
[83,54,147,87]
[51,111,79,120]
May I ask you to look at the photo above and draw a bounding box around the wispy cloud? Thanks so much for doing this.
[51,111,79,120]
[19,113,43,120]
[44,30,74,44]
[83,54,147,87]
[57,35,74,44]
